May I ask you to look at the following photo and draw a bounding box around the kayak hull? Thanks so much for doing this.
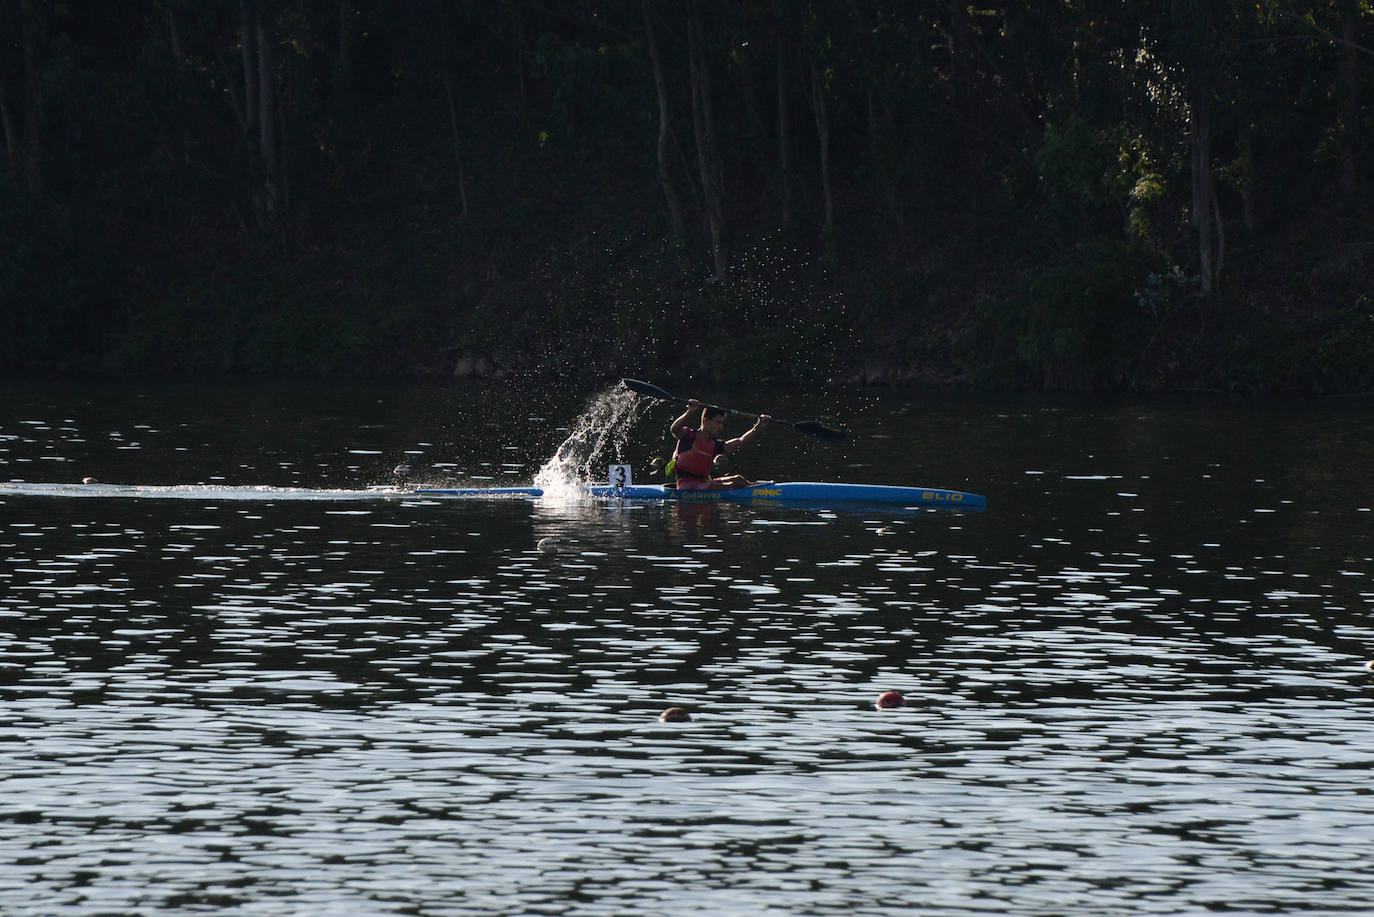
[415,481,985,508]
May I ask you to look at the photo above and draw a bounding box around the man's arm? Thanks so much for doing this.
[670,399,702,438]
[724,415,770,453]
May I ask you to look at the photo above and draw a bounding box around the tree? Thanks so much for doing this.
[776,27,793,232]
[1175,0,1224,296]
[687,0,728,279]
[643,0,685,241]
[0,0,47,192]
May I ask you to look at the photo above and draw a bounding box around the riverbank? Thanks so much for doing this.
[8,147,1371,396]
[104,204,1374,396]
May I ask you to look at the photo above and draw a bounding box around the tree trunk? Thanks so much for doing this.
[338,0,354,86]
[734,41,775,203]
[513,1,534,146]
[1189,71,1219,296]
[440,47,470,218]
[642,0,685,241]
[257,10,280,223]
[0,75,14,175]
[1177,0,1222,296]
[809,55,834,236]
[948,0,972,116]
[688,2,727,280]
[240,1,259,143]
[216,46,247,134]
[1238,128,1257,233]
[335,0,355,148]
[282,21,307,216]
[20,0,42,192]
[165,4,196,165]
[166,5,184,61]
[777,33,792,233]
[1337,2,1359,195]
[867,87,909,242]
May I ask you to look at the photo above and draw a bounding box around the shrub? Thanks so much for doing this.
[974,238,1158,389]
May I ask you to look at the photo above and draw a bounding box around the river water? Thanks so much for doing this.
[2,379,1372,915]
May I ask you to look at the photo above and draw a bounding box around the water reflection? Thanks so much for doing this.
[3,382,1374,914]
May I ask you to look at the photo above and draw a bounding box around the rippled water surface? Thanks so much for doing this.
[3,380,1373,915]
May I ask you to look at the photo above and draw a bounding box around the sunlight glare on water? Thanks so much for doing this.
[2,381,1374,916]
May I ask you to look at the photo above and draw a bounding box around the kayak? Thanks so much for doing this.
[414,481,985,508]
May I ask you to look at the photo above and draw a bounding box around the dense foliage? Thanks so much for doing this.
[2,1,1372,391]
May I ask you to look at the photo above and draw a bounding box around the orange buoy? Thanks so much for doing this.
[875,690,905,709]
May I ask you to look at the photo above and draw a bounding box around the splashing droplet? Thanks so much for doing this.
[533,384,651,500]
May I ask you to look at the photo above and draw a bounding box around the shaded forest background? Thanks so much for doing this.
[2,0,1373,392]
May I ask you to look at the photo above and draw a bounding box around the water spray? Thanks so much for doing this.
[533,384,653,499]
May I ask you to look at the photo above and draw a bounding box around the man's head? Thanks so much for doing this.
[701,406,726,437]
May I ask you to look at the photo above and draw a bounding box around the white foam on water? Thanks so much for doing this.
[533,384,652,501]
[0,481,401,501]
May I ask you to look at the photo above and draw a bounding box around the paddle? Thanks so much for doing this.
[621,378,848,443]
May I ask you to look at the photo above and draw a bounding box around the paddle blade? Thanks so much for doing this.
[792,420,849,443]
[621,378,676,402]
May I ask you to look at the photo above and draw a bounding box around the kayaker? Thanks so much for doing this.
[666,399,769,490]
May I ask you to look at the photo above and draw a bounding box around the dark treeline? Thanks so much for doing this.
[2,1,1372,391]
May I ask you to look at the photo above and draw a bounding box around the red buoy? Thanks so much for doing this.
[875,690,906,709]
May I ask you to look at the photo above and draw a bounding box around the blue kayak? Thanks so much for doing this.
[415,481,985,508]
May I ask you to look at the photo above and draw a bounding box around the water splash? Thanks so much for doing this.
[533,384,653,500]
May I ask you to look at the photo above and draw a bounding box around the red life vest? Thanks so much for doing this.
[672,430,719,480]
